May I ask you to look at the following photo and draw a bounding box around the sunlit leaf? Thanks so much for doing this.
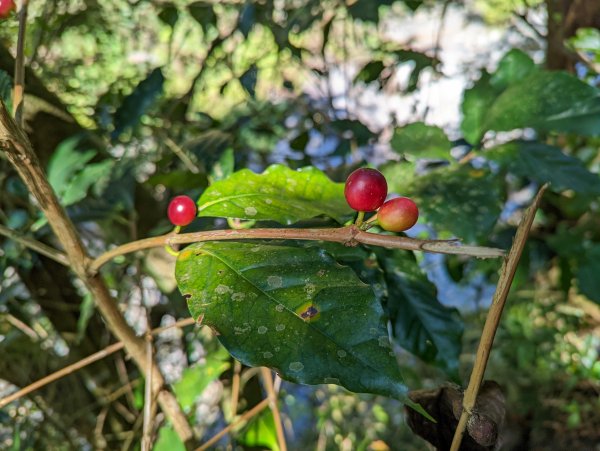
[173,346,230,410]
[197,165,352,224]
[153,425,185,451]
[47,137,96,197]
[176,241,430,416]
[239,410,279,450]
[391,122,451,159]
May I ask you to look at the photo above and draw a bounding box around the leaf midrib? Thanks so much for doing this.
[196,246,401,387]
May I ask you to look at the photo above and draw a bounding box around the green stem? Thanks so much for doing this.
[355,211,365,227]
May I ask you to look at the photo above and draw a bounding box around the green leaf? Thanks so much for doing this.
[61,160,115,206]
[47,137,97,197]
[354,61,385,84]
[395,50,437,92]
[377,250,463,378]
[485,71,600,136]
[239,410,279,450]
[158,4,179,28]
[391,122,451,159]
[0,69,12,112]
[380,161,416,194]
[153,425,185,451]
[188,1,216,33]
[240,65,258,98]
[173,347,230,410]
[407,165,502,242]
[489,49,536,90]
[577,245,600,305]
[197,164,352,224]
[75,293,95,344]
[209,147,234,183]
[461,71,498,145]
[112,68,164,139]
[487,141,600,195]
[175,241,429,416]
[347,0,379,22]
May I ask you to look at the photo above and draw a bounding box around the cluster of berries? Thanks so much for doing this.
[344,168,418,232]
[167,168,418,233]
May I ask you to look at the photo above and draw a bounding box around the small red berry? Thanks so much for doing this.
[168,195,197,226]
[344,168,388,212]
[377,197,419,232]
[0,0,15,18]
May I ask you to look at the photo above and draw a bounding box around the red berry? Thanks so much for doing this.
[0,0,15,18]
[344,168,388,212]
[377,197,419,232]
[168,195,197,226]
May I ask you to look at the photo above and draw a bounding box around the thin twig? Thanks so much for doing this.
[0,101,196,447]
[0,317,195,409]
[0,341,125,409]
[450,184,548,451]
[230,359,242,418]
[89,226,505,273]
[196,398,270,451]
[261,367,287,451]
[0,224,70,266]
[141,337,154,451]
[13,0,28,125]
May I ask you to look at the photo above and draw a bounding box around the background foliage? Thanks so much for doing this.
[0,0,599,449]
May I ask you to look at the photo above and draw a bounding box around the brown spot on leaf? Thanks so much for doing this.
[183,293,192,300]
[300,305,318,320]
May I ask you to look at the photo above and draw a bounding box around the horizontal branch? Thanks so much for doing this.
[0,224,69,266]
[0,317,196,409]
[89,226,505,273]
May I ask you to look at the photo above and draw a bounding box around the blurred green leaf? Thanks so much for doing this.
[490,49,537,89]
[188,1,216,32]
[391,122,451,159]
[381,161,416,194]
[395,50,437,92]
[176,241,430,417]
[62,160,115,206]
[487,141,600,195]
[330,120,373,146]
[239,410,279,450]
[158,4,179,28]
[197,164,352,224]
[462,51,600,143]
[75,293,95,345]
[577,245,600,305]
[240,65,258,98]
[239,1,256,37]
[153,425,185,451]
[173,347,230,410]
[568,28,600,61]
[112,68,165,139]
[485,71,600,136]
[209,147,235,183]
[355,61,385,84]
[348,0,379,22]
[408,165,502,242]
[47,137,96,197]
[377,250,463,378]
[461,71,498,145]
[0,69,12,112]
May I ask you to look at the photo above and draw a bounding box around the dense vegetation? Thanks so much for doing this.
[0,1,599,449]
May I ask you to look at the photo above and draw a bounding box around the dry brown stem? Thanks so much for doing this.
[0,102,196,447]
[450,184,548,451]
